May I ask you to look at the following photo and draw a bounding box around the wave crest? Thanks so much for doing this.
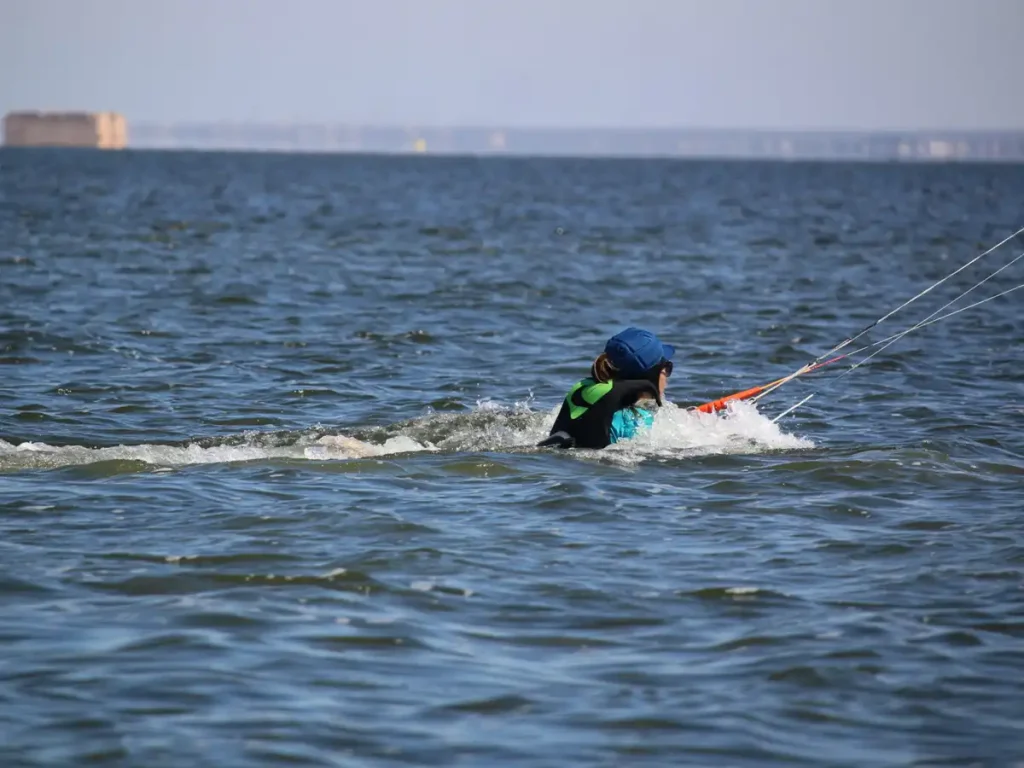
[0,399,812,473]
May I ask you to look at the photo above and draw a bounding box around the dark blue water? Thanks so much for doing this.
[2,149,1023,767]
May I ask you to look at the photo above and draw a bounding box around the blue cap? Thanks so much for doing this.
[605,327,675,378]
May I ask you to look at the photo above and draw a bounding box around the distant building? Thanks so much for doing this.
[2,111,128,149]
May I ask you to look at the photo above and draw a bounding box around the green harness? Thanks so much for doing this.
[565,378,613,419]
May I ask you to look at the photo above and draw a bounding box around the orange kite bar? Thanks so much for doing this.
[693,355,844,413]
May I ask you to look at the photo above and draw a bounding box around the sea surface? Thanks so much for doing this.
[1,149,1023,767]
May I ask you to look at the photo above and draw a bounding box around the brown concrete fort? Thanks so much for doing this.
[2,111,128,149]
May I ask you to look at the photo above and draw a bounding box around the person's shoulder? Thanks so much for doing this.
[608,378,662,406]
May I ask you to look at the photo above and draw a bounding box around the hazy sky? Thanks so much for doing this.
[2,0,1022,130]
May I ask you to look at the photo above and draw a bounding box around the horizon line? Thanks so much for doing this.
[122,120,1024,135]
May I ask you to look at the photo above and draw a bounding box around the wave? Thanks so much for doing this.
[0,400,812,474]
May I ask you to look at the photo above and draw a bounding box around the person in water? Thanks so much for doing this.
[539,327,674,450]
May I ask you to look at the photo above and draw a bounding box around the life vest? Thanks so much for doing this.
[540,377,661,449]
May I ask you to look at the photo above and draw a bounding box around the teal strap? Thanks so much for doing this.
[609,408,655,443]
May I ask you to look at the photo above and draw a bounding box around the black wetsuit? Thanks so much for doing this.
[539,377,661,450]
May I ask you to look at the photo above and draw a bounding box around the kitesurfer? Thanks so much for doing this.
[538,327,674,450]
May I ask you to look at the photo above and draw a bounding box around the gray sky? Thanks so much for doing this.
[2,0,1022,130]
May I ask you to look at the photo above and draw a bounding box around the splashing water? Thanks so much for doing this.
[566,400,814,467]
[625,399,813,457]
[0,400,812,474]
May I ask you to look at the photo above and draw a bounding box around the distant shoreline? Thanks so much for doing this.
[4,111,1019,160]
[122,123,1024,163]
[4,145,1023,166]
[4,118,1023,162]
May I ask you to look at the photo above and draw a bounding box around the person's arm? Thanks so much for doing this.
[608,379,662,409]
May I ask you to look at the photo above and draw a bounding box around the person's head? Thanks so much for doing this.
[590,327,675,394]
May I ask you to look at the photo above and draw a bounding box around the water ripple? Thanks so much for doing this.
[1,150,1023,766]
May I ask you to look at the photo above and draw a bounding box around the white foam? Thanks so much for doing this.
[304,434,431,460]
[0,431,430,473]
[0,398,812,474]
[600,399,814,465]
[420,397,812,463]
